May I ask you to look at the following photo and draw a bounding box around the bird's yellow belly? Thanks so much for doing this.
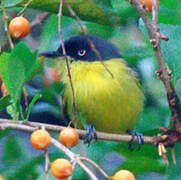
[62,59,143,134]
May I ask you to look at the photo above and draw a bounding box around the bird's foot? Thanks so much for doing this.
[84,124,97,146]
[127,130,144,151]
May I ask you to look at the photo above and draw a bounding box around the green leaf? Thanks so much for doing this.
[39,15,114,53]
[0,95,11,112]
[38,15,59,52]
[93,0,112,8]
[111,0,139,24]
[11,0,139,26]
[84,21,114,38]
[28,56,45,81]
[26,94,42,121]
[16,0,111,26]
[0,42,38,104]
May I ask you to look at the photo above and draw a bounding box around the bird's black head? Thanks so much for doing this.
[39,35,122,61]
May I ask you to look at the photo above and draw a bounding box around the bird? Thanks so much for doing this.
[39,35,144,145]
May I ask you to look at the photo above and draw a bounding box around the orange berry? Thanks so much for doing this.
[50,158,73,179]
[1,83,8,96]
[30,129,51,150]
[112,170,135,180]
[140,0,153,12]
[50,68,61,82]
[9,16,30,39]
[59,126,79,149]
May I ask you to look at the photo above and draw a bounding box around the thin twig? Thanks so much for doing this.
[68,160,77,180]
[30,12,49,27]
[0,119,154,144]
[51,138,98,180]
[76,160,99,180]
[80,157,110,179]
[44,150,50,180]
[1,0,14,49]
[64,0,114,78]
[152,0,158,27]
[58,0,77,125]
[18,0,34,16]
[64,1,86,34]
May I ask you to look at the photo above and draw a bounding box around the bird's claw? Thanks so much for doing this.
[84,124,97,146]
[127,130,144,151]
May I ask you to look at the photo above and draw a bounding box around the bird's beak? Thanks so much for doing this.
[39,45,64,58]
[38,50,63,58]
[38,46,72,62]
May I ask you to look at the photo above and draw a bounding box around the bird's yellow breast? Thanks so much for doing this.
[59,59,143,134]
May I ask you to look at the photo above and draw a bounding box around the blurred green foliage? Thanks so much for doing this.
[0,0,181,179]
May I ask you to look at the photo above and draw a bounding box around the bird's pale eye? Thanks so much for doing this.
[77,49,86,56]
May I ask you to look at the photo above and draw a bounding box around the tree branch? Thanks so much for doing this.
[0,118,153,144]
[18,0,34,16]
[0,119,108,179]
[51,138,99,180]
[129,0,181,146]
[64,0,114,78]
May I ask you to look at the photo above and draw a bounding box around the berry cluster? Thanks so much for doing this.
[30,127,79,179]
